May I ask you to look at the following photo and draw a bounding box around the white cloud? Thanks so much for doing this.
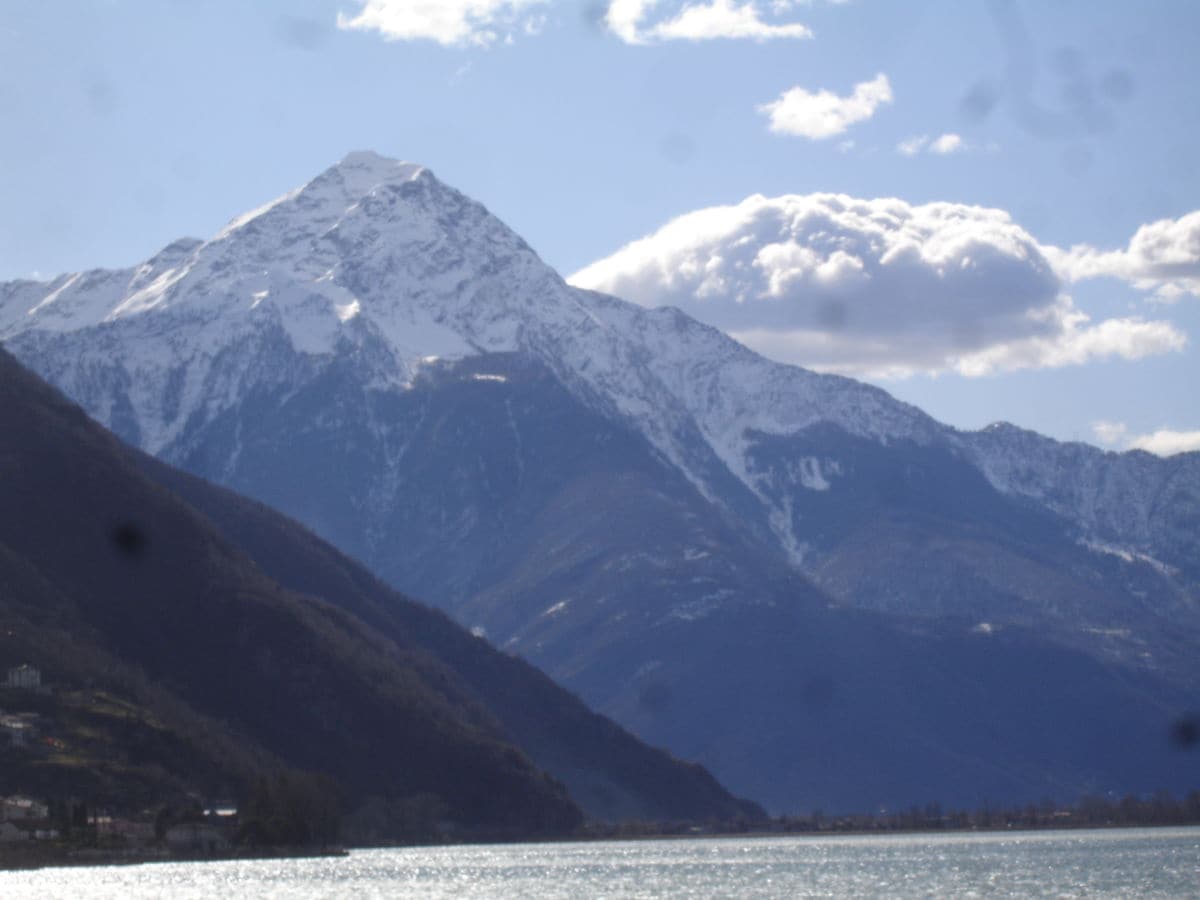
[1091,420,1129,446]
[606,0,813,45]
[930,133,964,154]
[569,193,1187,377]
[759,74,892,140]
[337,0,549,47]
[897,132,969,156]
[1052,210,1200,301]
[1129,429,1200,456]
[949,314,1185,378]
[339,0,818,47]
[897,135,928,156]
[605,0,655,43]
[1090,422,1200,456]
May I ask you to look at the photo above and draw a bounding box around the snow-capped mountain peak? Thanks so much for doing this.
[2,153,1195,584]
[212,151,426,245]
[0,154,629,454]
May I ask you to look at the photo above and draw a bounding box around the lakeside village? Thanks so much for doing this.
[0,663,243,864]
[5,659,1200,866]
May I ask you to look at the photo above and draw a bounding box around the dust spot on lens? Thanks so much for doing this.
[276,16,330,52]
[1169,715,1200,750]
[1100,68,1135,103]
[816,301,848,330]
[959,81,999,123]
[111,522,149,560]
[660,132,696,166]
[581,2,609,32]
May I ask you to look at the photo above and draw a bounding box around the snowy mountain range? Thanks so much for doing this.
[3,151,1198,812]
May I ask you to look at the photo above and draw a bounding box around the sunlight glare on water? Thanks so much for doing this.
[0,828,1197,898]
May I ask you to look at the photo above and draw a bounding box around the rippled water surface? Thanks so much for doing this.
[2,827,1198,898]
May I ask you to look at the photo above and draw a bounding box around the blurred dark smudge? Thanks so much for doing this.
[659,132,696,166]
[83,71,119,116]
[581,2,609,33]
[1100,67,1135,103]
[959,81,999,123]
[1169,715,1200,751]
[111,522,149,561]
[816,300,848,331]
[984,0,1132,141]
[277,16,331,52]
[1051,45,1084,78]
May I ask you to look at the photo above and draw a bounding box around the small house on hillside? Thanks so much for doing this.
[1,796,49,821]
[0,713,38,747]
[0,821,28,844]
[5,665,41,689]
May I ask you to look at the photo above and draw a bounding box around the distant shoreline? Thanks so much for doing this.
[594,820,1200,844]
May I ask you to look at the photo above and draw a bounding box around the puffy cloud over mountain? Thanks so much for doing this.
[1092,421,1200,457]
[570,193,1186,376]
[1053,210,1200,301]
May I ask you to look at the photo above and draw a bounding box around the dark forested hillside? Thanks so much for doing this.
[0,348,756,834]
[140,449,761,823]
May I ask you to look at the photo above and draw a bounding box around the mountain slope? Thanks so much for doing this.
[0,347,756,827]
[136,431,761,824]
[3,152,1198,812]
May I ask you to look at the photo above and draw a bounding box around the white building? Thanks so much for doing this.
[0,714,36,747]
[5,665,41,689]
[1,796,49,821]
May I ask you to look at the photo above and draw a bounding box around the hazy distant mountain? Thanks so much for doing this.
[0,347,757,829]
[3,151,1197,812]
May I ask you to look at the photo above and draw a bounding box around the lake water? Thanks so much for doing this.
[1,827,1197,897]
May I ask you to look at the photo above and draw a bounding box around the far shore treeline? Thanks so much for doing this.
[586,788,1200,840]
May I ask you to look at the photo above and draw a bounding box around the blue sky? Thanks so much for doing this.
[2,0,1198,451]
